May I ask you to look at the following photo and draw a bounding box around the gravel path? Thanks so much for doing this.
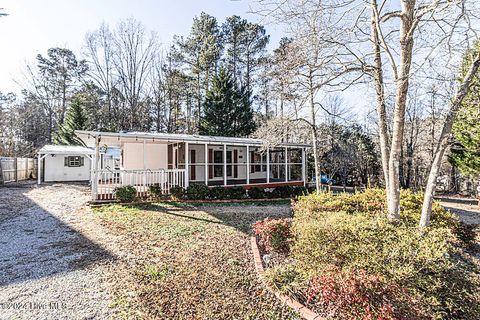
[0,183,118,320]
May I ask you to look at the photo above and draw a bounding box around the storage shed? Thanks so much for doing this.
[38,145,94,183]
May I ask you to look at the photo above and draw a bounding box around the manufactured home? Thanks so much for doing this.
[38,131,310,201]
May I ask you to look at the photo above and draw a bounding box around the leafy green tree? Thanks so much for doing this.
[54,95,88,145]
[200,68,255,137]
[451,42,480,177]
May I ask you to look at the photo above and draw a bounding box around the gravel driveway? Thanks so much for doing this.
[0,183,118,320]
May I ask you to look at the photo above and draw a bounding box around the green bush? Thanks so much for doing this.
[227,186,246,199]
[289,190,480,318]
[169,186,185,200]
[272,185,294,198]
[292,210,455,286]
[209,186,228,200]
[292,186,308,197]
[185,184,210,200]
[149,184,162,198]
[248,187,267,199]
[114,185,137,203]
[294,189,460,229]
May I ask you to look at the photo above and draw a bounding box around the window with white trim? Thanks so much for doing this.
[65,156,84,167]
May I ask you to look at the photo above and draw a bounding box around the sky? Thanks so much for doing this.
[0,0,283,92]
[0,0,370,120]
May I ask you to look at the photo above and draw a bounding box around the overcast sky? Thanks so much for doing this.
[0,0,284,91]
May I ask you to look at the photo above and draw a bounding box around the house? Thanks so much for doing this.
[38,130,310,201]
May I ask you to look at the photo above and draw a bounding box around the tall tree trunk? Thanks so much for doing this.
[370,0,390,193]
[420,50,480,228]
[197,72,201,131]
[308,71,320,193]
[387,0,415,222]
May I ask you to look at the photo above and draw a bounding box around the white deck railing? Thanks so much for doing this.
[91,168,186,201]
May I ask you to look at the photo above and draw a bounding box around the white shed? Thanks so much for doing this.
[38,145,94,183]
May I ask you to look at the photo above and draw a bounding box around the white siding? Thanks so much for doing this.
[122,142,168,170]
[44,154,91,182]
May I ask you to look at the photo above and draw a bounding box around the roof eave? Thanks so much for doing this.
[74,130,311,148]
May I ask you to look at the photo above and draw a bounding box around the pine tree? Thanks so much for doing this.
[234,86,256,136]
[451,42,480,177]
[54,95,88,145]
[200,68,256,137]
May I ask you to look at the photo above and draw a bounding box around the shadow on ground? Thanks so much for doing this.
[124,201,293,234]
[0,183,116,287]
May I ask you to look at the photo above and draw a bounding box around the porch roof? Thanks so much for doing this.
[74,130,311,148]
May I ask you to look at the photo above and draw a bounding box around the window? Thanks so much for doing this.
[213,150,223,177]
[250,151,266,173]
[65,156,84,167]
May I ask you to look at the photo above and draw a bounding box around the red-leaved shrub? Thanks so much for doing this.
[305,268,423,320]
[253,218,292,253]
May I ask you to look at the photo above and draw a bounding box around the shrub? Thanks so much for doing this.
[292,186,308,197]
[293,189,460,230]
[305,268,422,320]
[248,187,266,199]
[185,184,210,200]
[209,186,228,200]
[169,186,185,200]
[453,221,478,249]
[226,186,246,199]
[149,184,162,198]
[264,265,304,295]
[253,218,292,253]
[290,191,480,319]
[114,185,137,203]
[292,209,455,288]
[272,185,294,198]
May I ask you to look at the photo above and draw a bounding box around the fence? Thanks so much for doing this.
[0,157,37,184]
[91,168,187,201]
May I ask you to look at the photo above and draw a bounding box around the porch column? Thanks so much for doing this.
[285,146,288,182]
[37,153,41,185]
[204,143,208,186]
[223,144,227,186]
[185,142,189,188]
[92,136,100,201]
[302,147,306,186]
[246,145,250,185]
[266,147,270,184]
[143,139,146,169]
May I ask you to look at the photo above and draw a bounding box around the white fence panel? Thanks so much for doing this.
[91,168,186,201]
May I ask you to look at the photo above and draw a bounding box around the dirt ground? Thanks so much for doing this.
[438,196,480,225]
[0,182,478,320]
[0,183,297,320]
[0,182,122,320]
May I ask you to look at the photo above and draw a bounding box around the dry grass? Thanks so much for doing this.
[93,202,299,320]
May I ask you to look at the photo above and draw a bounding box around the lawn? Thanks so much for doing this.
[92,202,299,319]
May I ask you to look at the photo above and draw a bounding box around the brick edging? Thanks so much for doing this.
[89,198,292,206]
[250,237,323,320]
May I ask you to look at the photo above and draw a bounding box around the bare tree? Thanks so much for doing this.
[84,23,117,122]
[113,18,157,130]
[257,0,480,222]
[420,49,480,228]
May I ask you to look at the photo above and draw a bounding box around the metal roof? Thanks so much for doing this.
[74,130,311,148]
[38,145,95,155]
